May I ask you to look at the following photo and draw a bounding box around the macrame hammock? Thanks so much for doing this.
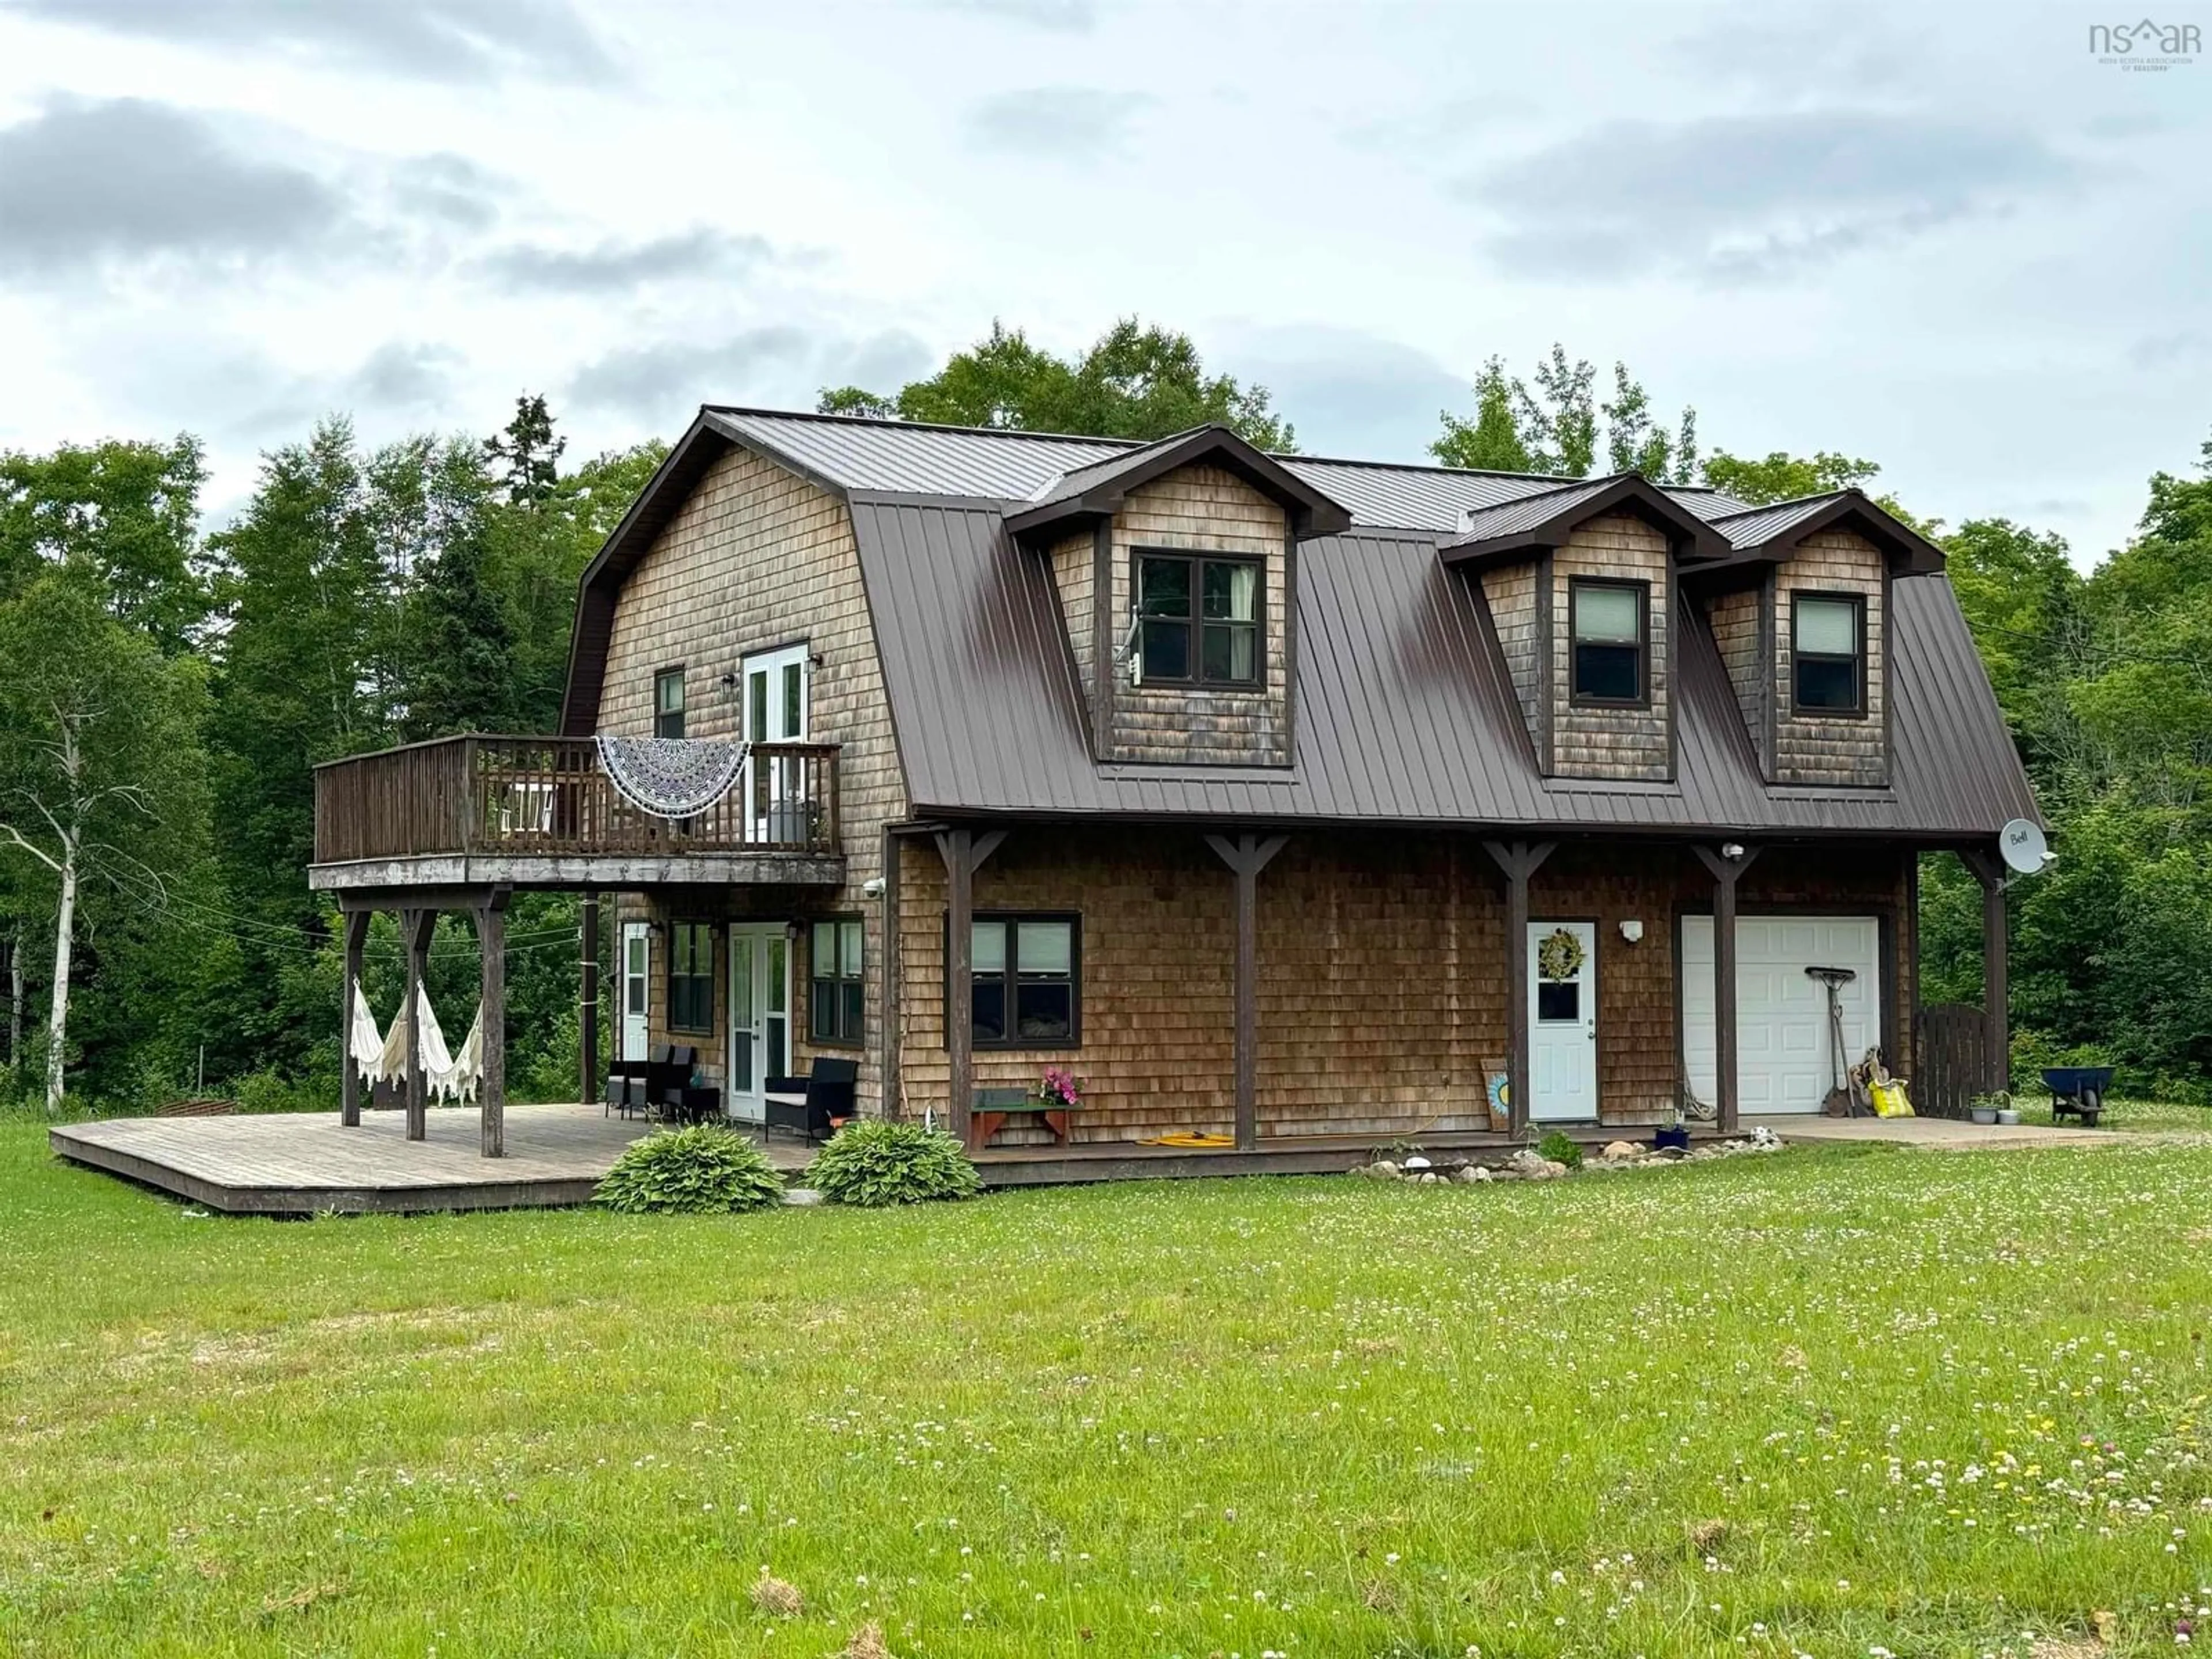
[350,984,483,1104]
[596,735,749,820]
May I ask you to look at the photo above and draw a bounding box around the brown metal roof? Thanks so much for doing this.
[1005,423,1354,540]
[1439,473,1733,567]
[850,492,2040,837]
[564,406,2035,840]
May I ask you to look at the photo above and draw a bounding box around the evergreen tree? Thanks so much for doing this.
[483,393,566,507]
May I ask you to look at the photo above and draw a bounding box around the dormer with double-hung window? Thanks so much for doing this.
[1008,427,1350,770]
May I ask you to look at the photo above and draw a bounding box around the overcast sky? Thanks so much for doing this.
[0,0,2205,562]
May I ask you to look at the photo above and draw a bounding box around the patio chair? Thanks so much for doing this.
[763,1058,857,1142]
[604,1074,647,1120]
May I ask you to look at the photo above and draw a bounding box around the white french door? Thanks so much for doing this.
[619,922,650,1061]
[726,923,791,1123]
[1527,921,1599,1121]
[743,643,810,845]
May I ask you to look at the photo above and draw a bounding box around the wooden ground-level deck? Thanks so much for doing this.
[48,1105,1751,1215]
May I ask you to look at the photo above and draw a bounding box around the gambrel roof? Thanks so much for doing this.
[563,407,2039,840]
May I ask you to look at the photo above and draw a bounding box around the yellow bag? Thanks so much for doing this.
[1870,1080,1914,1119]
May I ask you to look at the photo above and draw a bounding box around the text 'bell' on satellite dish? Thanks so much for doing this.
[2000,817,2053,875]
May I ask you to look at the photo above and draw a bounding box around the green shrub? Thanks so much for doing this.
[594,1126,787,1215]
[1536,1129,1584,1169]
[804,1120,981,1207]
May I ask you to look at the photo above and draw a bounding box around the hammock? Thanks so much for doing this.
[596,735,749,820]
[350,985,389,1082]
[360,985,480,1100]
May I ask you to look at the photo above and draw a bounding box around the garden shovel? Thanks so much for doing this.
[1805,966,1860,1116]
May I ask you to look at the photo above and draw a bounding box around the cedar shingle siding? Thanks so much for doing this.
[1550,514,1672,781]
[894,827,1911,1140]
[1774,529,1887,787]
[600,445,905,1111]
[1106,464,1293,766]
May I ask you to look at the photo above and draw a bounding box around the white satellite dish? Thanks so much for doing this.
[1999,818,2052,876]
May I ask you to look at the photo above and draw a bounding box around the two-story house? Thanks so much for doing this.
[307,407,2040,1176]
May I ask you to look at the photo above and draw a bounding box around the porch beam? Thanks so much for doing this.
[578,891,599,1108]
[1689,843,1762,1135]
[1205,832,1289,1150]
[339,910,370,1128]
[935,828,1009,1149]
[477,891,509,1158]
[1481,839,1555,1138]
[1960,846,2010,1094]
[401,907,436,1142]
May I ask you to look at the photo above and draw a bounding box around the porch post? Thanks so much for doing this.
[1962,847,2010,1094]
[402,907,435,1142]
[1482,840,1555,1139]
[1690,843,1762,1135]
[340,909,370,1127]
[935,827,1008,1149]
[1205,832,1289,1150]
[578,889,599,1107]
[478,892,509,1158]
[880,825,902,1120]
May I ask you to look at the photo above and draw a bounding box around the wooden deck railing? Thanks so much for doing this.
[312,736,842,865]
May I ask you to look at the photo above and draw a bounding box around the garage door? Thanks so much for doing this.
[1681,916,1881,1115]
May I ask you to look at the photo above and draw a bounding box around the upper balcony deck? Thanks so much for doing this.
[308,735,845,893]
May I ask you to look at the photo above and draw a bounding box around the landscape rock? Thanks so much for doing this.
[1599,1140,1643,1162]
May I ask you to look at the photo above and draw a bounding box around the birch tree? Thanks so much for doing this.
[0,573,207,1111]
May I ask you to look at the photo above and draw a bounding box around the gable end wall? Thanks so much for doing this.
[600,443,907,1111]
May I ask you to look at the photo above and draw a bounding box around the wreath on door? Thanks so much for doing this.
[1536,926,1586,983]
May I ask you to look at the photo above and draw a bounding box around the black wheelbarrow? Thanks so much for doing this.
[2042,1066,2114,1127]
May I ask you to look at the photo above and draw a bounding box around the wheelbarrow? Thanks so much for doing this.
[2042,1066,2114,1127]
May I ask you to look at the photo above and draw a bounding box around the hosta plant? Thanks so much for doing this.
[594,1125,787,1214]
[804,1119,982,1207]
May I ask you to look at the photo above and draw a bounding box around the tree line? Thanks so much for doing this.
[2,322,2206,1112]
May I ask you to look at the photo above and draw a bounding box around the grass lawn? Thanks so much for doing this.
[1,1126,2207,1657]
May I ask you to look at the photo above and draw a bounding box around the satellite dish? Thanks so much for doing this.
[1999,818,2051,876]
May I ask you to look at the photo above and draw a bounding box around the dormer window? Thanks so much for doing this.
[1137,552,1261,687]
[1569,579,1647,706]
[654,668,685,738]
[1792,593,1865,714]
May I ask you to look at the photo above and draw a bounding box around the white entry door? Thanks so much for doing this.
[1528,921,1599,1121]
[744,643,810,845]
[1682,915,1880,1114]
[619,922,650,1060]
[726,923,791,1124]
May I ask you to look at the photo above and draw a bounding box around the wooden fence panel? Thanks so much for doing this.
[1915,1002,1987,1119]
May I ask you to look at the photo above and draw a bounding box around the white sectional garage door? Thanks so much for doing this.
[1681,916,1881,1115]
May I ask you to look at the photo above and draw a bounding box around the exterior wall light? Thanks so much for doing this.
[1619,918,1645,944]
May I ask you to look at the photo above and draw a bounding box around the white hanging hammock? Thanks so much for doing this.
[357,984,482,1101]
[596,734,749,820]
[350,984,389,1083]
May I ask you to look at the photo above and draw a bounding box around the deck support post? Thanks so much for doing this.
[401,907,436,1142]
[880,825,902,1120]
[478,891,509,1158]
[935,827,1008,1149]
[578,890,599,1108]
[1205,832,1289,1150]
[1482,840,1556,1139]
[1690,843,1762,1135]
[1961,847,2010,1094]
[340,910,370,1127]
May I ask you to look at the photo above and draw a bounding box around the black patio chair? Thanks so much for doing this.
[604,1074,647,1120]
[763,1058,858,1143]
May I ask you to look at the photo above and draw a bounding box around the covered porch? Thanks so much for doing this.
[308,732,844,1161]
